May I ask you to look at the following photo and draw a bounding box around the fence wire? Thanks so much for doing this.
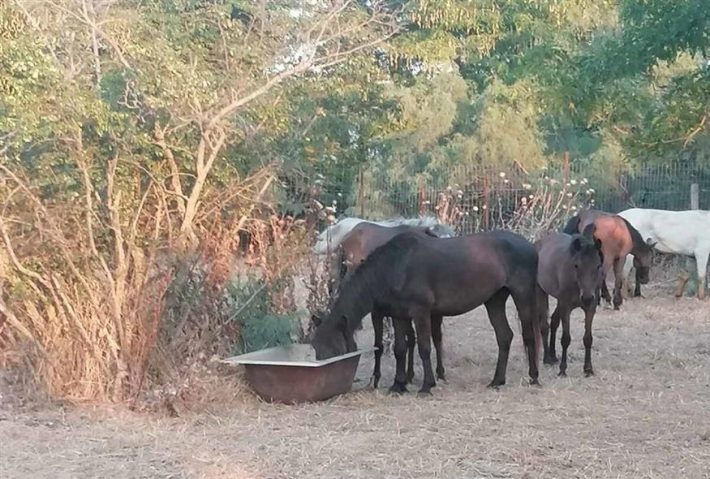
[280,161,709,235]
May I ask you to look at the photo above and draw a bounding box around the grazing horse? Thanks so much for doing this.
[311,230,542,394]
[312,215,453,255]
[536,225,604,377]
[618,208,710,299]
[563,209,655,310]
[334,222,455,388]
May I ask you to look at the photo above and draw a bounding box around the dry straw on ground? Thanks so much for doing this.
[2,286,709,479]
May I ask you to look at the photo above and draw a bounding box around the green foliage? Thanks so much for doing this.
[237,313,298,353]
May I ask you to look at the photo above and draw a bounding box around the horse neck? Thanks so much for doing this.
[331,272,375,335]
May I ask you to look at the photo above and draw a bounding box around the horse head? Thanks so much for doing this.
[570,235,604,307]
[633,238,656,284]
[310,308,357,360]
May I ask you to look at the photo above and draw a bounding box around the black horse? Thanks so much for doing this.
[536,225,604,377]
[330,222,450,388]
[311,229,541,394]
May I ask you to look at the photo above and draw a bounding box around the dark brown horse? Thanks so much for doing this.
[563,209,655,310]
[536,225,604,377]
[312,229,541,395]
[332,222,454,388]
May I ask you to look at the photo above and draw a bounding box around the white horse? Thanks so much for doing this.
[313,215,455,255]
[618,208,710,299]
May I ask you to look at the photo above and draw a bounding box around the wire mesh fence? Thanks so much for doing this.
[294,161,709,233]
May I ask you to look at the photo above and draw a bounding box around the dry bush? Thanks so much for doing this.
[498,176,595,242]
[432,186,469,233]
[0,160,278,404]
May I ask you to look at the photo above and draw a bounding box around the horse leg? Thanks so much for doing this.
[582,301,596,377]
[537,289,554,365]
[612,258,624,310]
[511,288,541,386]
[676,268,691,298]
[695,248,709,300]
[621,255,634,298]
[558,305,572,377]
[389,317,409,394]
[484,289,513,387]
[371,310,384,389]
[600,280,612,305]
[431,315,445,381]
[405,320,416,383]
[547,305,561,364]
[411,308,436,395]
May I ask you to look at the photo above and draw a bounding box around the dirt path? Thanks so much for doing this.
[2,293,709,479]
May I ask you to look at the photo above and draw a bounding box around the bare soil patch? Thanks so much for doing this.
[2,289,709,479]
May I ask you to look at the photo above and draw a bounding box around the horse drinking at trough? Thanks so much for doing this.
[334,222,455,388]
[563,209,655,310]
[536,226,604,377]
[617,208,710,299]
[311,230,542,394]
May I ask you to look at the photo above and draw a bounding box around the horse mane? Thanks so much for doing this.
[619,216,651,252]
[329,232,421,335]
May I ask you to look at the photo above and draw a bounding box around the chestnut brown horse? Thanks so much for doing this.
[332,222,454,388]
[563,209,655,310]
[312,229,541,395]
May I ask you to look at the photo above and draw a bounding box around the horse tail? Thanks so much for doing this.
[562,214,581,234]
[532,285,543,369]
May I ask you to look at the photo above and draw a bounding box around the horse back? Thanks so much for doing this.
[535,233,575,296]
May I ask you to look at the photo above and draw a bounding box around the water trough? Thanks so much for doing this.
[222,344,373,404]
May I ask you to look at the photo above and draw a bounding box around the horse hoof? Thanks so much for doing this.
[584,369,595,377]
[544,356,559,365]
[436,373,446,381]
[406,373,415,384]
[417,388,433,397]
[558,371,567,377]
[388,383,408,394]
[487,380,505,389]
[530,378,541,387]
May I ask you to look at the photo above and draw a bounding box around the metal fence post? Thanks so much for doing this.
[690,183,699,210]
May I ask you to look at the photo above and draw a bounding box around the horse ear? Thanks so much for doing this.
[646,237,657,248]
[594,238,603,251]
[571,237,582,252]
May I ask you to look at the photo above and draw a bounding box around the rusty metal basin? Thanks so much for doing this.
[222,344,372,404]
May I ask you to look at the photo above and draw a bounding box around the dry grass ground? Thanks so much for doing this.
[2,286,709,479]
